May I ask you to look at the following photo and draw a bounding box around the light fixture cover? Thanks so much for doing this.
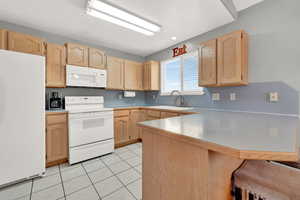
[87,0,161,35]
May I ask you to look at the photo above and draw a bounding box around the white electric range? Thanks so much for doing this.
[65,96,114,164]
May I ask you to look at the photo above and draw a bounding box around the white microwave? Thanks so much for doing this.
[66,65,107,88]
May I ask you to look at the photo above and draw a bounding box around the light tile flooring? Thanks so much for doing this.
[0,143,142,200]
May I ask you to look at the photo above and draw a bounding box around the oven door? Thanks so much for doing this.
[68,111,113,147]
[66,65,97,87]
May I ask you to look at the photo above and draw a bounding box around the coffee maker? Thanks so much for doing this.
[46,92,63,110]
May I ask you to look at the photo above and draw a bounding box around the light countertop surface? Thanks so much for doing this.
[139,109,300,154]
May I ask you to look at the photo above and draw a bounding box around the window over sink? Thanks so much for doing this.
[160,51,204,95]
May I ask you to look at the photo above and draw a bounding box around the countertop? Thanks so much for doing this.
[139,109,300,161]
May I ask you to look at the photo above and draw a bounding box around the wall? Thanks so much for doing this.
[146,0,300,115]
[0,20,148,107]
[47,88,146,108]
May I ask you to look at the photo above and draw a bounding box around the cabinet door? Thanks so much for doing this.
[46,43,66,88]
[0,29,7,49]
[46,114,68,166]
[124,60,143,90]
[217,30,248,85]
[199,39,217,86]
[143,63,150,90]
[66,43,89,67]
[89,48,106,69]
[144,61,160,91]
[129,110,142,140]
[8,31,45,55]
[107,56,124,90]
[114,116,130,145]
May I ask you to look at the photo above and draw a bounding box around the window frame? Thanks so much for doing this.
[160,51,204,96]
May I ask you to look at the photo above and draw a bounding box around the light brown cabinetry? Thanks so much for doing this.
[0,29,7,49]
[199,39,217,86]
[114,115,130,145]
[89,48,106,69]
[160,111,179,118]
[143,61,160,91]
[46,43,66,88]
[7,31,45,55]
[199,30,248,87]
[124,60,143,90]
[65,43,89,67]
[46,113,68,167]
[107,56,124,90]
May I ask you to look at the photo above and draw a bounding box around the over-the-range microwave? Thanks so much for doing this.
[66,65,107,88]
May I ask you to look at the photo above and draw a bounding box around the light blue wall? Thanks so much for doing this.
[145,0,300,115]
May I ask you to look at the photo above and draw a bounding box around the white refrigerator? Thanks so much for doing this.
[0,49,45,187]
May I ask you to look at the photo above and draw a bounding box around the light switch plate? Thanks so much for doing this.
[212,93,220,101]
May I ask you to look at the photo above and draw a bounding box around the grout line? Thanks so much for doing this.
[102,157,138,200]
[81,163,102,200]
[29,179,33,200]
[58,165,67,199]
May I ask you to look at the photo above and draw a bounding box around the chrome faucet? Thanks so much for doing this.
[170,90,185,107]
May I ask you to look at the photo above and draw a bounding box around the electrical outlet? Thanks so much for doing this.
[152,95,156,99]
[268,92,279,102]
[212,93,220,101]
[118,94,123,100]
[230,93,236,101]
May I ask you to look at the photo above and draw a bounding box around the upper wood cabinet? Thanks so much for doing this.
[217,30,248,86]
[89,48,106,69]
[124,60,143,90]
[46,113,68,167]
[199,39,217,86]
[65,43,89,67]
[199,30,248,87]
[107,56,125,90]
[143,61,160,91]
[0,29,7,49]
[46,43,66,88]
[7,31,45,56]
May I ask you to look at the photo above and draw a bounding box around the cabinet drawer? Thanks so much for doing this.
[147,110,161,118]
[114,110,130,117]
[47,113,67,125]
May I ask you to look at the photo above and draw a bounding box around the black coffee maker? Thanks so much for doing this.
[48,92,63,110]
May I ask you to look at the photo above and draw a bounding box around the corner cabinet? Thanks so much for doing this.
[46,113,68,167]
[124,60,143,90]
[143,61,160,91]
[199,30,248,87]
[0,29,7,49]
[65,43,89,67]
[7,31,45,56]
[89,48,106,69]
[107,56,125,90]
[46,43,66,88]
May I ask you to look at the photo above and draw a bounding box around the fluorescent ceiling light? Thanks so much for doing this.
[87,0,161,34]
[87,8,154,36]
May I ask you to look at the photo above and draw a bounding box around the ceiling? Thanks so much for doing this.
[0,0,263,57]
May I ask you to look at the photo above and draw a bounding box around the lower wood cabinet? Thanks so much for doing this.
[0,29,7,49]
[161,111,179,118]
[114,115,130,145]
[46,113,68,167]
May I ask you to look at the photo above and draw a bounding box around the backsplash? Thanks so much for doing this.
[145,82,299,115]
[46,88,147,108]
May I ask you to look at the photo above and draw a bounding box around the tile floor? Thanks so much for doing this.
[0,143,142,200]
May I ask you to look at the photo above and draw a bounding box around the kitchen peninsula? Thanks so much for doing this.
[138,109,299,200]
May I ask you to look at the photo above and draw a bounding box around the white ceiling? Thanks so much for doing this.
[0,0,264,57]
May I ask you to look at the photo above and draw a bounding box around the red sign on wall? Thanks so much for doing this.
[172,44,187,57]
